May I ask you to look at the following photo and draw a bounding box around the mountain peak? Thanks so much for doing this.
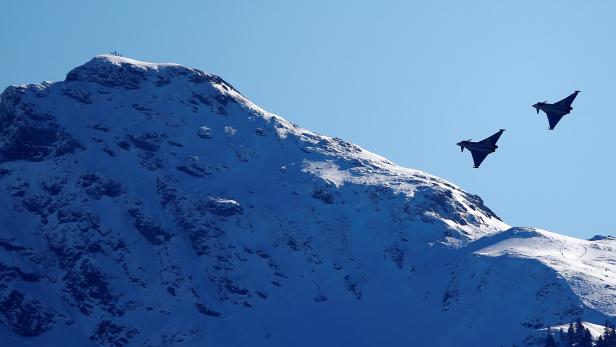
[65,54,239,94]
[82,54,183,70]
[1,55,507,243]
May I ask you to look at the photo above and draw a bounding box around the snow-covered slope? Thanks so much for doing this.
[0,55,613,347]
[476,228,616,316]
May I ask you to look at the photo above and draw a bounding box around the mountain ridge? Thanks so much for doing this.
[0,55,613,347]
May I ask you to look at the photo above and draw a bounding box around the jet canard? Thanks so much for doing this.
[533,90,580,130]
[457,129,505,168]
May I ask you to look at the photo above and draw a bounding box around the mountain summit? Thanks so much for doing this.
[0,55,613,347]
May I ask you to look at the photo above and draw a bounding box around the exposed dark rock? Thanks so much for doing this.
[91,123,110,132]
[90,320,138,347]
[0,239,29,252]
[80,173,123,199]
[197,126,212,139]
[22,193,52,215]
[0,92,82,163]
[117,140,131,150]
[154,75,171,87]
[463,192,501,221]
[212,93,236,107]
[195,303,221,317]
[0,167,12,177]
[131,104,150,112]
[0,290,56,337]
[128,132,165,152]
[63,260,119,316]
[311,189,334,204]
[344,275,362,300]
[314,294,328,303]
[384,246,405,269]
[520,319,544,329]
[41,177,66,196]
[442,288,459,311]
[103,146,116,156]
[176,162,209,178]
[66,58,148,89]
[222,278,249,296]
[202,197,243,217]
[589,235,616,241]
[191,93,212,106]
[167,139,183,147]
[63,87,93,104]
[0,263,42,283]
[398,186,497,234]
[127,207,172,245]
[189,71,241,95]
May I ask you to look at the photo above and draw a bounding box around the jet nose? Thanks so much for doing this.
[532,103,540,114]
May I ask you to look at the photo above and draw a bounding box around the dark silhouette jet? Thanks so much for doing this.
[533,91,580,130]
[457,129,505,168]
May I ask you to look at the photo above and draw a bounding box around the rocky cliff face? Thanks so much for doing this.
[0,55,613,347]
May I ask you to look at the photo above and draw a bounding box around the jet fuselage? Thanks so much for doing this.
[533,103,572,116]
[457,141,497,153]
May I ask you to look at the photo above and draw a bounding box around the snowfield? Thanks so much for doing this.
[0,55,613,347]
[477,228,616,316]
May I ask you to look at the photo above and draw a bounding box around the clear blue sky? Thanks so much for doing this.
[2,1,615,239]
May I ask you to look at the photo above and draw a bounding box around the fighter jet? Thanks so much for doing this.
[533,90,580,130]
[457,129,505,168]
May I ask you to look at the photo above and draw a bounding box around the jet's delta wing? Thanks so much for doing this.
[470,151,490,168]
[554,90,580,109]
[546,112,565,130]
[478,129,505,146]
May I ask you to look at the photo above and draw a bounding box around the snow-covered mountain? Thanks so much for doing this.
[0,55,614,347]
